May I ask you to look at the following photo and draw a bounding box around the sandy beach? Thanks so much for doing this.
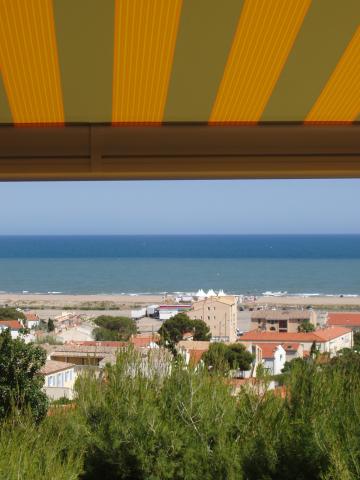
[0,293,166,309]
[255,295,360,308]
[1,292,360,310]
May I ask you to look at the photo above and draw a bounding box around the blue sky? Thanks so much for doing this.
[0,179,359,234]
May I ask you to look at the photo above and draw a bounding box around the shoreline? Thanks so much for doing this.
[1,292,360,310]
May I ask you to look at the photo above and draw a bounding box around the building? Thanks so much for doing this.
[177,340,262,378]
[327,312,360,331]
[241,326,353,357]
[281,343,304,362]
[251,309,317,333]
[49,344,123,367]
[177,340,211,366]
[258,344,286,375]
[41,360,77,400]
[0,320,23,339]
[188,296,237,342]
[25,312,40,329]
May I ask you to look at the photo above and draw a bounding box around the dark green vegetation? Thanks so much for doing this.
[92,315,137,341]
[2,338,360,479]
[158,313,211,351]
[0,330,47,423]
[202,342,254,373]
[0,306,25,321]
[47,318,55,332]
[298,319,316,332]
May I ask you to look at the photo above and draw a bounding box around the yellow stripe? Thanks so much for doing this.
[0,0,64,124]
[112,0,183,124]
[210,0,311,124]
[306,26,360,124]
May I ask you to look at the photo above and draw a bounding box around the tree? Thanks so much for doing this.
[93,316,137,341]
[47,318,55,332]
[192,319,211,341]
[298,320,315,332]
[0,329,48,422]
[353,331,360,351]
[0,307,25,321]
[158,314,212,355]
[202,342,253,374]
[158,313,194,348]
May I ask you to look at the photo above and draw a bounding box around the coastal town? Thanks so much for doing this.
[1,290,359,401]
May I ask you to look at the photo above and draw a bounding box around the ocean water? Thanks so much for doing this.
[0,235,359,295]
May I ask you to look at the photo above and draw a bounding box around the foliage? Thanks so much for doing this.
[353,331,360,351]
[0,329,48,422]
[191,319,212,341]
[0,306,26,321]
[2,348,360,478]
[92,315,137,341]
[0,412,84,480]
[297,320,315,332]
[47,318,55,332]
[202,342,254,373]
[158,313,211,351]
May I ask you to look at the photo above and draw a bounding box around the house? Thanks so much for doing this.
[0,320,23,339]
[177,340,262,377]
[280,343,304,362]
[25,312,40,329]
[327,312,360,331]
[49,344,123,367]
[240,326,353,357]
[251,309,317,333]
[257,344,286,375]
[188,296,237,342]
[177,340,211,365]
[40,360,77,400]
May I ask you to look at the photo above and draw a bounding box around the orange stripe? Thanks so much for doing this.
[210,0,311,124]
[306,26,360,124]
[0,0,64,124]
[112,0,183,124]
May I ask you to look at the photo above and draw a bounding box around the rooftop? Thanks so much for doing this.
[327,312,360,327]
[40,360,75,375]
[241,327,351,343]
[0,320,23,330]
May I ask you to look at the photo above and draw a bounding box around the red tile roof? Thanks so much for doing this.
[327,312,360,328]
[256,343,282,358]
[241,327,351,343]
[25,312,39,321]
[0,320,23,330]
[130,336,158,347]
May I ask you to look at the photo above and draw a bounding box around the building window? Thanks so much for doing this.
[213,307,216,310]
[207,316,210,320]
[208,307,210,311]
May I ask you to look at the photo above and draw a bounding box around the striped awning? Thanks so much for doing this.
[0,0,359,126]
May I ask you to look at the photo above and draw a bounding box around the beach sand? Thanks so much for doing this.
[255,295,360,307]
[0,293,166,310]
[1,292,360,310]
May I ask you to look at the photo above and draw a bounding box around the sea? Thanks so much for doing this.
[0,235,359,296]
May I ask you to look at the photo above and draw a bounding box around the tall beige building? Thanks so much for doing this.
[188,296,237,343]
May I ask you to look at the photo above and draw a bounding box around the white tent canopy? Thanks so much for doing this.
[206,289,216,297]
[217,289,226,296]
[195,289,206,298]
